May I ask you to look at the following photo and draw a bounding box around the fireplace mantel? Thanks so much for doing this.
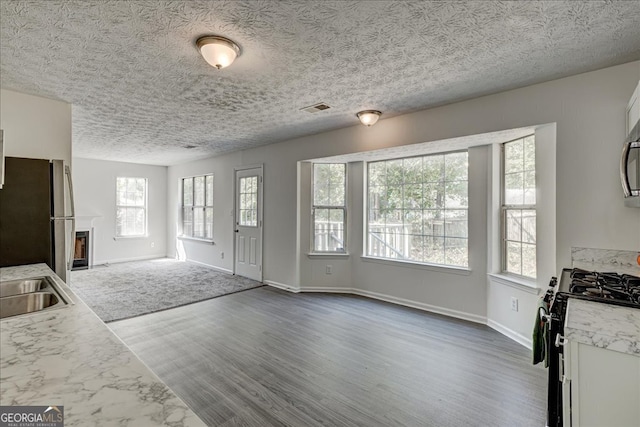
[76,215,101,231]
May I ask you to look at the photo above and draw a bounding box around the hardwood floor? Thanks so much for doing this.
[109,287,547,426]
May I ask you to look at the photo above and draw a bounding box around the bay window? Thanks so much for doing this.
[367,151,468,267]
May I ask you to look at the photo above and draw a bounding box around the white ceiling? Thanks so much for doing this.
[1,1,639,166]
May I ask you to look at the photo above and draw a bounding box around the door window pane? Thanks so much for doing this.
[239,176,258,227]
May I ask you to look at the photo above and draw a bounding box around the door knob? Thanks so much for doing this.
[235,230,239,233]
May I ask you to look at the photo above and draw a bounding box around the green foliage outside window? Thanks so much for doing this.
[503,136,536,279]
[367,152,469,267]
[313,164,346,252]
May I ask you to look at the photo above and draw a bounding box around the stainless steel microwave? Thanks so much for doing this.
[621,118,640,207]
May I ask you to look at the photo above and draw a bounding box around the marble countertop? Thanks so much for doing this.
[0,264,206,427]
[565,298,640,356]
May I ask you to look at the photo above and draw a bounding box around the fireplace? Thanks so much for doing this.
[73,231,90,270]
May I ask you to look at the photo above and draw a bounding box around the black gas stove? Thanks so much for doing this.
[556,267,640,308]
[543,268,640,427]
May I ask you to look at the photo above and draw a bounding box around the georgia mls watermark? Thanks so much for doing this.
[0,406,64,427]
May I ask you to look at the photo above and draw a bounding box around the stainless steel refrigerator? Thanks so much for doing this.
[0,157,75,282]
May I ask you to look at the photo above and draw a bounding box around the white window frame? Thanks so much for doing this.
[501,135,537,279]
[115,176,148,238]
[311,163,347,253]
[180,174,214,241]
[365,151,469,268]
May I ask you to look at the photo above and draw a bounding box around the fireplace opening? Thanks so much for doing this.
[73,231,90,270]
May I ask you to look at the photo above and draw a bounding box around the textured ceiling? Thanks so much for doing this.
[1,1,640,166]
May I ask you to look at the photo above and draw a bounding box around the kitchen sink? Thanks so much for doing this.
[0,278,48,297]
[1,292,60,318]
[0,276,71,319]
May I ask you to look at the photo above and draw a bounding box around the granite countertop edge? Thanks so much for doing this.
[564,298,640,356]
[0,263,206,427]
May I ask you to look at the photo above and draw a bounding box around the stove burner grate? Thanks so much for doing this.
[568,268,640,307]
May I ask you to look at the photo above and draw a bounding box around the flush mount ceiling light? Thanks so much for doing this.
[357,110,382,126]
[196,35,241,69]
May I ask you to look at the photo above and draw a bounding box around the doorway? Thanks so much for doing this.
[234,165,263,282]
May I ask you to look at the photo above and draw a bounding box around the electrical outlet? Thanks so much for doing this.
[326,265,333,275]
[150,241,155,248]
[510,297,519,312]
[221,252,224,259]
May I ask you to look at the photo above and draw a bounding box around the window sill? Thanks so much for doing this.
[307,252,349,259]
[114,235,148,240]
[360,256,472,275]
[488,273,541,295]
[178,236,215,245]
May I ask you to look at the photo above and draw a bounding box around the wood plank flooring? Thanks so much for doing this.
[109,287,547,427]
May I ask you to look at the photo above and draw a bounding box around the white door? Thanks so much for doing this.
[234,166,263,282]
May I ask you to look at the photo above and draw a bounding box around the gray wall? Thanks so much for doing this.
[167,152,242,272]
[167,61,640,345]
[73,158,168,265]
[0,89,72,164]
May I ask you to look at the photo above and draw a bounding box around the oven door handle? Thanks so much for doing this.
[539,308,552,323]
[555,334,567,348]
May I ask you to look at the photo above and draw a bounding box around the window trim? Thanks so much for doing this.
[115,176,148,238]
[361,255,471,275]
[500,135,537,279]
[487,273,540,295]
[179,173,214,241]
[311,163,347,254]
[177,235,215,245]
[365,150,469,268]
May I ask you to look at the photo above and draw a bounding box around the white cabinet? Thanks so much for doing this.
[563,339,640,427]
[628,80,640,134]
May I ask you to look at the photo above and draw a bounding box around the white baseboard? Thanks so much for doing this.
[185,259,233,275]
[487,319,532,349]
[299,286,353,293]
[268,283,486,325]
[94,254,167,266]
[351,288,487,324]
[264,280,300,293]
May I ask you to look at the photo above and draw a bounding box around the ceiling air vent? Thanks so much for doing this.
[301,103,331,113]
